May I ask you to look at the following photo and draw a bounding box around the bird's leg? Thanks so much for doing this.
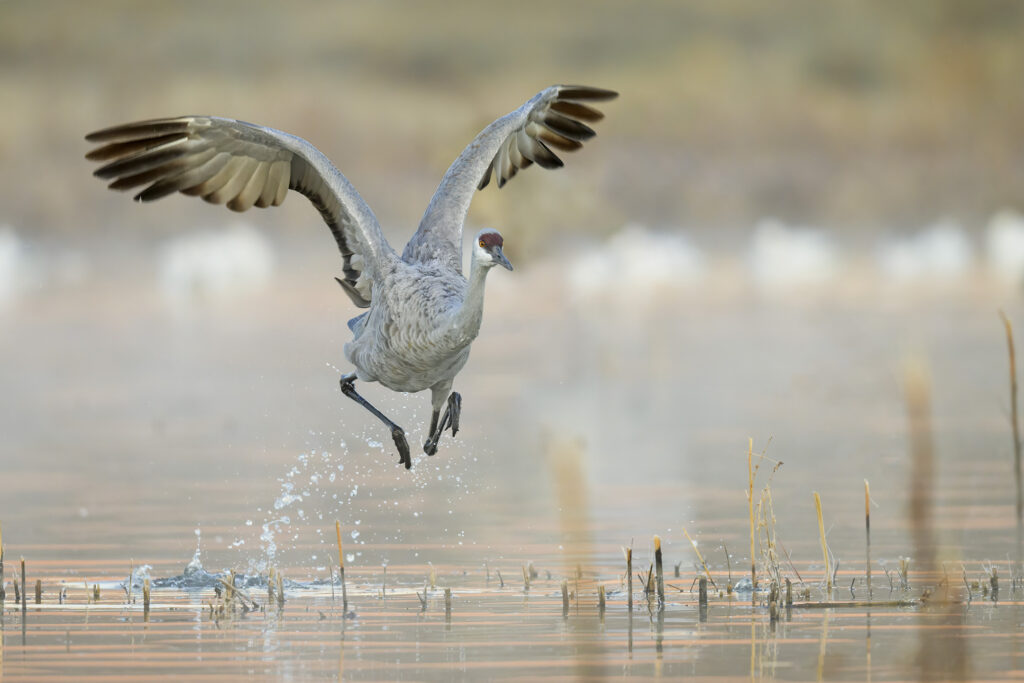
[447,391,461,436]
[423,392,462,456]
[339,373,411,469]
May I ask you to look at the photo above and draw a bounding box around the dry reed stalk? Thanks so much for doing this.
[624,546,633,613]
[219,576,258,610]
[522,565,530,591]
[34,579,41,604]
[336,520,348,610]
[444,587,452,620]
[127,559,134,604]
[653,535,665,606]
[1000,311,1024,523]
[267,568,276,605]
[598,584,606,612]
[561,579,569,616]
[20,557,26,614]
[748,438,756,591]
[683,528,715,588]
[430,564,437,590]
[276,572,284,607]
[698,576,708,606]
[814,492,831,591]
[723,543,732,593]
[904,358,936,577]
[496,569,504,588]
[865,480,872,599]
[143,578,151,615]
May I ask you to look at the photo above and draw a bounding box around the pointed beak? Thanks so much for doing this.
[494,246,513,271]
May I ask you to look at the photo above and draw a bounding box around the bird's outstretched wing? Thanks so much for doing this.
[403,85,617,273]
[85,116,393,307]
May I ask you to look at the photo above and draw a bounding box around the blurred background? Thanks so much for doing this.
[2,0,1024,578]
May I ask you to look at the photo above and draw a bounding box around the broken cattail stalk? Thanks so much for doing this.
[786,577,793,606]
[444,587,452,616]
[598,584,606,612]
[93,584,100,601]
[814,492,831,591]
[698,576,708,615]
[522,565,531,591]
[382,565,387,599]
[624,546,633,613]
[143,578,151,615]
[991,568,999,594]
[496,569,504,588]
[276,572,285,607]
[561,579,569,616]
[748,438,756,592]
[684,527,715,588]
[336,520,348,610]
[865,479,872,598]
[267,568,276,605]
[654,535,665,606]
[21,557,26,614]
[34,579,41,604]
[430,564,437,591]
[1000,311,1024,523]
[13,573,21,603]
[127,558,134,604]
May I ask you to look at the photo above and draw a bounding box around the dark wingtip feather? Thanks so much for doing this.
[557,86,619,101]
[542,112,596,142]
[85,119,190,143]
[134,179,181,203]
[477,161,493,190]
[531,140,564,169]
[93,145,186,180]
[549,101,605,122]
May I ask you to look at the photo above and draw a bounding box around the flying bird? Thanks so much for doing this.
[85,85,617,469]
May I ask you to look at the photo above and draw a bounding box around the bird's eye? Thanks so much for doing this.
[479,239,486,248]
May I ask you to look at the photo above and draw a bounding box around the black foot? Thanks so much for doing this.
[393,426,411,469]
[423,391,462,456]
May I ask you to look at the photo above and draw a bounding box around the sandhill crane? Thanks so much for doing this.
[85,85,617,469]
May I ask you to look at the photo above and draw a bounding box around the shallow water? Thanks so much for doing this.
[2,245,1024,679]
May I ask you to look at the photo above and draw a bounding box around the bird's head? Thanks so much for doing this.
[473,228,513,271]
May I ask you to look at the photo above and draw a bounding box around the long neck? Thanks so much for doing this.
[451,257,491,342]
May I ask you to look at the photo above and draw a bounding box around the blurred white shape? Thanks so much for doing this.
[0,225,37,309]
[159,222,275,306]
[748,218,839,291]
[986,210,1024,286]
[567,222,704,300]
[877,220,972,283]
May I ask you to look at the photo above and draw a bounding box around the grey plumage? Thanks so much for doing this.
[85,85,617,467]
